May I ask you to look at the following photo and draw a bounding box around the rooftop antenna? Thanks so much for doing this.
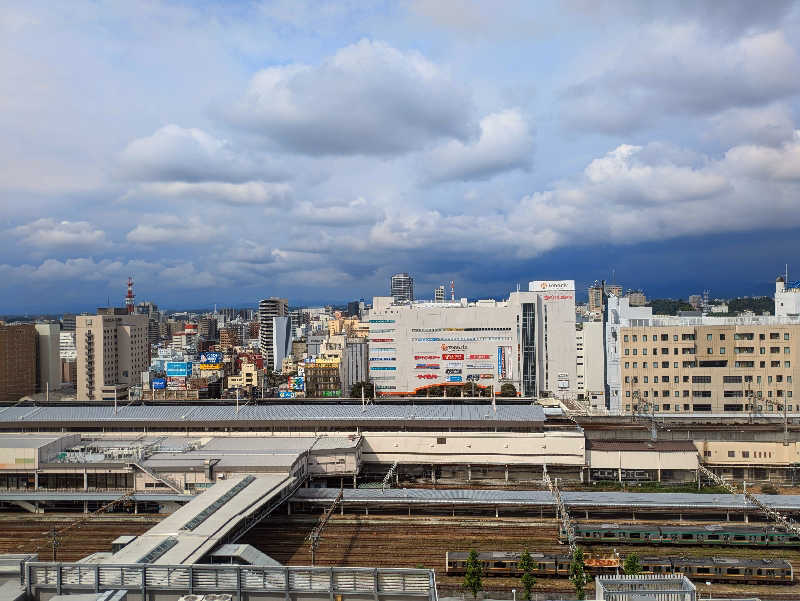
[125,277,135,313]
[450,280,455,301]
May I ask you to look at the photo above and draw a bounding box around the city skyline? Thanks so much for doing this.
[3,2,800,313]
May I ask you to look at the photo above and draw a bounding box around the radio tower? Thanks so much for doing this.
[450,280,455,301]
[125,277,135,314]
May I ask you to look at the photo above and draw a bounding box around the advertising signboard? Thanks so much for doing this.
[530,280,575,292]
[166,362,191,377]
[447,376,463,382]
[152,378,166,390]
[414,355,439,360]
[167,376,186,389]
[480,374,494,379]
[466,374,480,382]
[322,390,341,397]
[279,390,295,399]
[416,363,440,369]
[442,353,464,361]
[417,374,438,379]
[469,354,490,360]
[198,352,223,370]
[445,368,462,375]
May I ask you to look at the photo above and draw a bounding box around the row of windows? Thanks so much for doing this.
[625,389,792,399]
[710,450,776,458]
[625,403,791,413]
[624,374,792,384]
[624,360,791,369]
[624,332,791,343]
[624,346,790,356]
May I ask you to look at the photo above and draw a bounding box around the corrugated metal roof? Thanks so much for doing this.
[0,403,544,424]
[586,440,698,452]
[292,487,800,510]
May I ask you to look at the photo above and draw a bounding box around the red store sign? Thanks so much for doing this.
[442,353,464,360]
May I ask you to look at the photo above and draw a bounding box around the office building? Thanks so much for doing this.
[270,316,292,372]
[259,298,288,371]
[0,324,36,402]
[76,309,149,401]
[367,280,577,397]
[61,314,76,332]
[619,322,800,414]
[390,273,414,303]
[34,323,61,393]
[305,360,342,397]
[340,337,368,396]
[59,332,76,360]
[434,286,445,302]
[198,317,218,340]
[576,321,605,409]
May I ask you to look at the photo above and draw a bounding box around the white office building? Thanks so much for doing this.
[367,280,577,397]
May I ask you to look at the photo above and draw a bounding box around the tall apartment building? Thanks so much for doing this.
[390,273,414,303]
[576,321,605,408]
[0,324,36,402]
[367,279,577,397]
[198,317,218,340]
[61,314,76,332]
[434,286,445,302]
[258,298,288,371]
[219,327,239,351]
[619,322,800,414]
[34,323,61,393]
[76,309,149,401]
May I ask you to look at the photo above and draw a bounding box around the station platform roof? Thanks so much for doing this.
[292,487,800,512]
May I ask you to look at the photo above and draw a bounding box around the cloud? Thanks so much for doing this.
[11,219,110,250]
[135,181,292,206]
[118,124,279,183]
[292,197,383,226]
[707,104,796,147]
[562,26,800,134]
[223,39,473,155]
[723,131,800,180]
[126,216,220,244]
[422,109,533,182]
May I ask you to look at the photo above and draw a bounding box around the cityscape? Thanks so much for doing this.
[3,2,800,601]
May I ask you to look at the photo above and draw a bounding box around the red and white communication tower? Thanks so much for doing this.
[125,277,135,313]
[450,280,455,301]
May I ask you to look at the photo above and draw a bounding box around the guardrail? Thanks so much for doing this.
[26,562,436,601]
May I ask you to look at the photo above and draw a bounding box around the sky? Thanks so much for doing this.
[3,0,800,313]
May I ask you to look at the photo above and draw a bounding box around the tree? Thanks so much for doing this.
[569,548,588,601]
[350,381,374,399]
[499,383,517,397]
[517,549,536,600]
[463,549,483,599]
[623,553,641,576]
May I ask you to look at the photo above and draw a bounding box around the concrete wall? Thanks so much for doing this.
[588,449,699,471]
[361,431,585,466]
[697,439,800,465]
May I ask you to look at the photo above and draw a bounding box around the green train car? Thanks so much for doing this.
[445,551,794,585]
[561,523,800,546]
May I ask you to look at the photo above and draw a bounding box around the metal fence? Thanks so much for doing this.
[25,562,437,601]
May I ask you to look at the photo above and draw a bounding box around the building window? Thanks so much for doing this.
[720,334,726,340]
[728,451,735,458]
[625,391,631,398]
[661,334,668,341]
[643,335,648,342]
[720,347,725,354]
[741,451,750,458]
[663,404,670,411]
[624,362,630,368]
[674,390,680,397]
[707,348,713,354]
[437,437,446,445]
[673,362,679,368]
[704,450,711,457]
[771,332,780,340]
[785,333,790,340]
[624,335,629,342]
[785,347,791,354]
[625,349,630,356]
[633,335,638,342]
[707,334,713,341]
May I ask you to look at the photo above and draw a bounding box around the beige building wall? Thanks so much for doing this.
[619,323,800,414]
[361,431,586,466]
[77,312,149,401]
[588,449,698,471]
[696,440,800,466]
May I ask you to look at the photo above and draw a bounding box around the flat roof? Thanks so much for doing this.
[0,434,68,449]
[586,440,698,452]
[0,404,545,426]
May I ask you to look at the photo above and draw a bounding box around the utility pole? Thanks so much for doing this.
[49,526,60,561]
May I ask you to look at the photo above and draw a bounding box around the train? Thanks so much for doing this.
[445,551,794,585]
[560,523,800,547]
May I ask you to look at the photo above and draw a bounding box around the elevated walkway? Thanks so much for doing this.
[108,474,302,565]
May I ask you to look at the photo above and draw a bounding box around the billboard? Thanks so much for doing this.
[497,346,513,379]
[416,363,440,369]
[321,390,341,397]
[447,376,463,382]
[198,352,223,370]
[166,362,191,377]
[530,280,575,292]
[167,376,186,390]
[152,378,166,390]
[279,390,295,399]
[445,368,462,375]
[442,353,464,361]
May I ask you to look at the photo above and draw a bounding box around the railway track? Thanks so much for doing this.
[0,515,160,562]
[242,514,800,600]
